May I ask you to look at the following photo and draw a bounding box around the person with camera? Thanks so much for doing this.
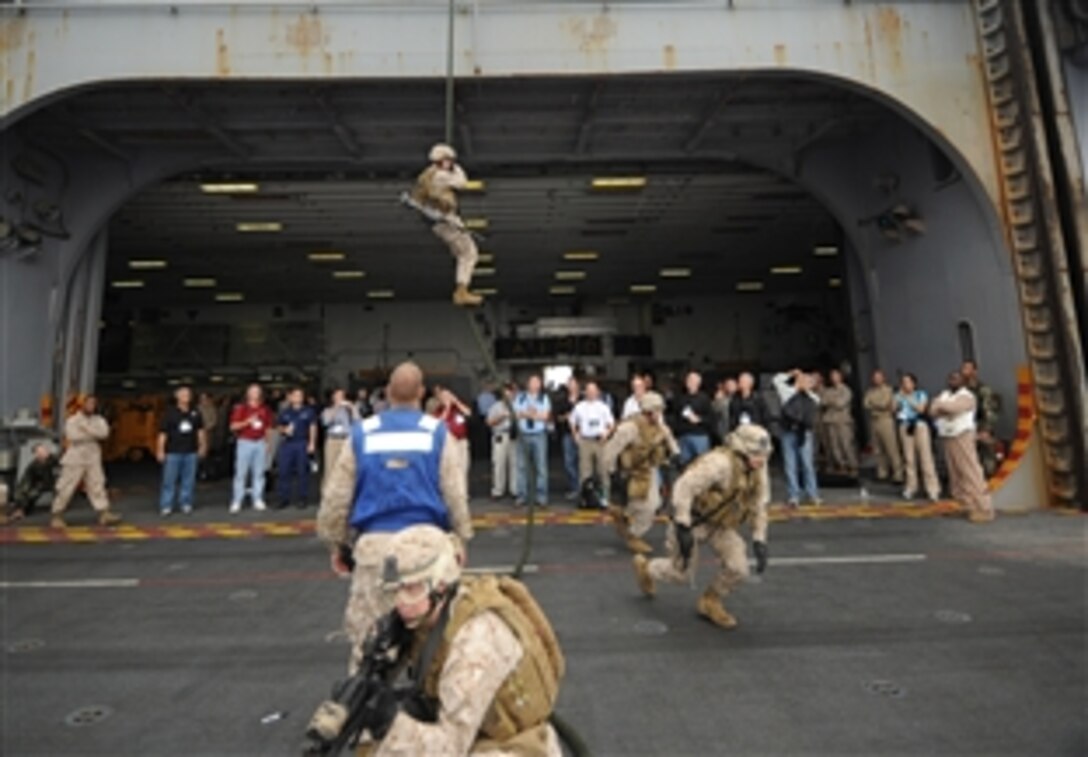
[773,369,822,507]
[486,382,519,501]
[632,425,773,630]
[894,372,940,502]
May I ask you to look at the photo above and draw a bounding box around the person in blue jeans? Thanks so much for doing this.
[670,371,713,467]
[156,386,206,516]
[774,369,822,507]
[276,387,318,509]
[513,374,551,507]
[552,377,582,498]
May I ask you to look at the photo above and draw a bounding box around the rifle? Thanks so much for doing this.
[302,612,408,757]
[398,191,486,242]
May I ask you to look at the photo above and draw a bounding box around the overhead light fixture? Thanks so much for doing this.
[332,270,366,279]
[477,253,494,264]
[630,284,657,294]
[216,292,244,302]
[564,251,599,261]
[472,287,498,296]
[659,268,691,278]
[463,180,486,192]
[184,278,217,288]
[549,286,576,295]
[209,375,224,383]
[236,221,282,233]
[555,271,587,281]
[829,277,843,288]
[464,218,489,230]
[128,260,168,270]
[736,281,765,292]
[813,245,839,257]
[591,177,647,189]
[367,290,395,299]
[111,280,145,289]
[771,266,803,275]
[474,267,496,276]
[201,182,259,194]
[121,380,137,389]
[308,251,346,262]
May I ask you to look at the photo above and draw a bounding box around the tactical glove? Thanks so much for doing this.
[753,540,769,574]
[337,544,356,572]
[675,523,694,569]
[360,683,400,740]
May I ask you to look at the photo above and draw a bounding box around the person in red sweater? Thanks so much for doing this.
[228,384,274,514]
[431,386,471,496]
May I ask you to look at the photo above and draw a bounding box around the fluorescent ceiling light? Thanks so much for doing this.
[201,182,259,194]
[659,268,691,278]
[236,222,282,233]
[463,180,486,191]
[591,177,647,189]
[209,375,224,383]
[308,251,346,262]
[111,280,145,289]
[472,288,498,296]
[184,278,217,288]
[367,290,395,299]
[478,253,494,264]
[332,270,366,279]
[474,267,496,276]
[549,286,576,295]
[128,259,167,270]
[464,218,489,230]
[630,284,657,294]
[813,245,839,256]
[216,292,245,302]
[829,277,843,288]
[736,281,765,292]
[564,251,599,261]
[555,271,587,281]
[771,266,803,275]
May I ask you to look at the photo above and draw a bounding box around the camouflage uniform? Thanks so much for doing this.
[317,431,472,672]
[965,378,1000,476]
[51,413,119,525]
[13,454,59,516]
[636,426,772,629]
[602,392,678,553]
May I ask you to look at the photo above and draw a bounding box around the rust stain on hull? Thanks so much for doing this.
[0,18,28,54]
[286,15,324,57]
[562,13,618,55]
[663,43,677,71]
[216,28,231,77]
[876,6,904,74]
[773,43,787,66]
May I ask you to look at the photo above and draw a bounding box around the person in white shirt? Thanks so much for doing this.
[570,381,615,494]
[929,371,995,523]
[622,374,647,420]
[486,383,518,500]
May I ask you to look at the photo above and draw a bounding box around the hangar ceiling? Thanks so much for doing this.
[19,74,893,304]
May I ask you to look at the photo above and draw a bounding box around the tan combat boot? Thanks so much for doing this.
[968,509,995,524]
[50,515,67,529]
[625,534,653,555]
[452,285,482,307]
[609,504,630,539]
[632,555,655,597]
[98,511,122,527]
[696,588,738,630]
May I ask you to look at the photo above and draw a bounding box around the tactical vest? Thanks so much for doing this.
[691,449,764,529]
[420,575,564,754]
[618,416,670,500]
[348,409,451,534]
[412,165,458,215]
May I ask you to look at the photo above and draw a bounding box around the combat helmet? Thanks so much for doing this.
[381,524,461,595]
[726,424,772,459]
[638,391,665,413]
[429,143,457,162]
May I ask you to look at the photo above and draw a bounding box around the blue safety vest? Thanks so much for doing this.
[348,409,451,534]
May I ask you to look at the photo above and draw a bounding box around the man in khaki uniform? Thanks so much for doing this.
[50,396,122,528]
[863,369,903,484]
[317,362,473,672]
[412,143,482,307]
[633,425,772,629]
[603,391,678,554]
[820,369,858,476]
[334,525,564,756]
[930,371,995,523]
